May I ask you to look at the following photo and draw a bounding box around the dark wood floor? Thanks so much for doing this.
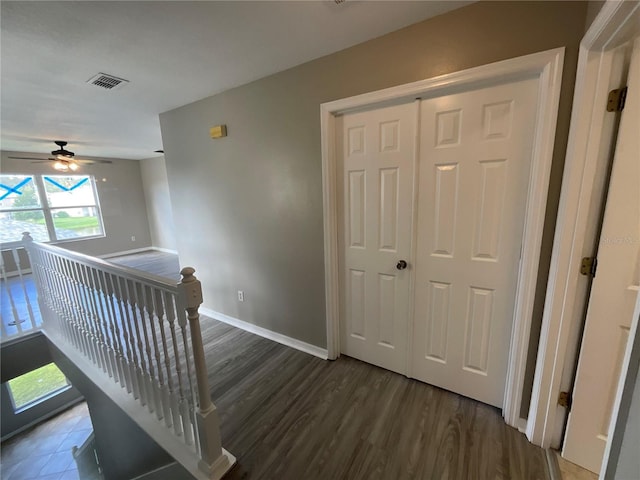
[108,250,181,281]
[110,251,551,480]
[202,322,549,480]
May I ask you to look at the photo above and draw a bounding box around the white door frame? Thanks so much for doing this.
[321,48,564,429]
[526,0,640,448]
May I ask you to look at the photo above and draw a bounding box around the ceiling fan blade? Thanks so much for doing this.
[30,160,53,164]
[76,159,113,165]
[8,156,48,161]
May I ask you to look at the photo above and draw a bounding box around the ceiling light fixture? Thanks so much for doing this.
[53,159,79,172]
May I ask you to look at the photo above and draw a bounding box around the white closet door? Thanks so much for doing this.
[411,77,539,407]
[337,102,416,374]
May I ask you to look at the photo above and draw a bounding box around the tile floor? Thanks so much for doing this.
[555,451,599,480]
[0,402,101,480]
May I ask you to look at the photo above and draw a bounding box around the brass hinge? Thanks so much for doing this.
[607,87,628,112]
[580,257,598,277]
[558,391,572,409]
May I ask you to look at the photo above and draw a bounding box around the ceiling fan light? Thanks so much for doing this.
[68,161,79,171]
[53,160,69,171]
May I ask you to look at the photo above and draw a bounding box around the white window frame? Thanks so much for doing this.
[0,174,105,244]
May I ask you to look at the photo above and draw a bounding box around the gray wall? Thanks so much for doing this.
[160,2,588,363]
[140,155,178,252]
[1,152,152,257]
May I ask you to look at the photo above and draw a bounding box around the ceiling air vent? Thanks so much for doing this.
[86,73,129,90]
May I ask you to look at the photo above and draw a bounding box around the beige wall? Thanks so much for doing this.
[1,152,152,256]
[160,1,588,393]
[585,1,606,30]
[140,155,177,252]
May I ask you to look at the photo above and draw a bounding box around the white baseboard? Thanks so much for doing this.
[151,247,179,255]
[517,417,528,433]
[200,307,328,360]
[99,247,154,259]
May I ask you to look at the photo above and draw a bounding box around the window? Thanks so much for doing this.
[7,363,70,411]
[0,174,104,243]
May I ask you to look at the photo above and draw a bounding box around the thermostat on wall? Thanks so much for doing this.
[210,125,227,139]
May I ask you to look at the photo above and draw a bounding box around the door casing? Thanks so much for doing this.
[526,0,640,451]
[321,48,565,429]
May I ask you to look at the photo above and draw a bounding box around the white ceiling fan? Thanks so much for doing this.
[8,140,112,171]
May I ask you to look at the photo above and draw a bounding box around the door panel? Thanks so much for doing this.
[412,78,539,407]
[338,102,416,375]
[562,37,640,473]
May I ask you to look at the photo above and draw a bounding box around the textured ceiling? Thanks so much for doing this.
[1,1,470,160]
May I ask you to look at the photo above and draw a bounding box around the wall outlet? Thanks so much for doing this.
[131,235,136,242]
[237,290,244,302]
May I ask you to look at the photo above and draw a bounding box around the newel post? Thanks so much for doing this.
[178,267,230,476]
[21,232,35,275]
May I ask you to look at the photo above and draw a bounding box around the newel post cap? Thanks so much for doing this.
[179,267,203,308]
[22,232,34,242]
[180,266,196,281]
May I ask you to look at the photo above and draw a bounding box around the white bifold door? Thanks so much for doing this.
[338,76,539,408]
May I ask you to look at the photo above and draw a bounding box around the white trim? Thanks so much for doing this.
[151,246,179,255]
[526,0,640,448]
[321,48,565,429]
[200,307,329,360]
[99,247,155,259]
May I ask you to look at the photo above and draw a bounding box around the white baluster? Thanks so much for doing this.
[164,292,186,437]
[176,305,196,446]
[100,270,126,386]
[89,266,115,378]
[111,274,136,396]
[71,262,99,367]
[123,278,150,408]
[134,280,157,413]
[152,288,174,428]
[47,252,69,340]
[142,285,165,421]
[61,257,88,356]
[81,264,108,372]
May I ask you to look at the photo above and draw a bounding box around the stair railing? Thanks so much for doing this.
[22,233,234,479]
[1,238,41,340]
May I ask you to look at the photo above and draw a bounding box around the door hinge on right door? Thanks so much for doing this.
[580,257,598,277]
[607,87,628,111]
[558,391,572,409]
